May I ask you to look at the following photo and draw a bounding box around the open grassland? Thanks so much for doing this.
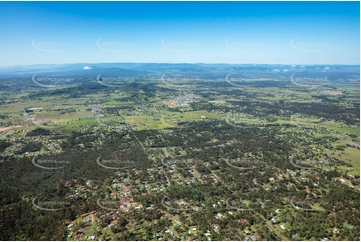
[326,147,360,175]
[124,110,221,130]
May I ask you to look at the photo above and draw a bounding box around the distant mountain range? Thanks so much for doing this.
[0,63,358,78]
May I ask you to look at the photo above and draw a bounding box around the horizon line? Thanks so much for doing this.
[1,62,360,69]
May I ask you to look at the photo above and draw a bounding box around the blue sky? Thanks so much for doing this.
[0,1,359,67]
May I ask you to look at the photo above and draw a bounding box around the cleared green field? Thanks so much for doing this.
[337,166,360,176]
[33,111,95,125]
[318,121,360,136]
[274,116,360,137]
[66,117,99,126]
[326,148,360,175]
[125,110,222,130]
[103,100,122,106]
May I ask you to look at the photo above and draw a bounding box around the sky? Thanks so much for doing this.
[0,1,359,67]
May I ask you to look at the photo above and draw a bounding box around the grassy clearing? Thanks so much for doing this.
[326,148,360,175]
[124,110,222,130]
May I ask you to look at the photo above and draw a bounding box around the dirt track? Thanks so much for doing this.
[0,125,24,132]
